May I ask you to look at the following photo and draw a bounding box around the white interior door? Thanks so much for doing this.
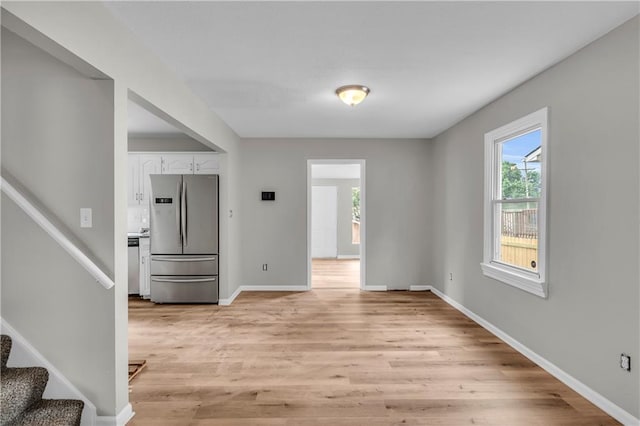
[311,186,337,258]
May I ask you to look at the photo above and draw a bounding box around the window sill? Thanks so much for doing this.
[480,262,547,298]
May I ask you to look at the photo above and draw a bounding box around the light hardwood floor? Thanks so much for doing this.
[312,259,360,289]
[128,290,617,425]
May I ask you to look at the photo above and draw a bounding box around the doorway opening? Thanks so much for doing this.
[307,160,365,290]
[126,92,218,386]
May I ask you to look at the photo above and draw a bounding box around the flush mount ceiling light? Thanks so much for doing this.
[335,85,370,106]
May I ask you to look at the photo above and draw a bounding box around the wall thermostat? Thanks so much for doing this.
[261,191,276,201]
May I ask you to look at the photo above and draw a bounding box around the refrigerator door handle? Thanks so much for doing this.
[176,179,182,246]
[152,277,216,283]
[181,179,187,247]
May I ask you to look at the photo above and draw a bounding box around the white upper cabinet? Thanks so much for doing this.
[194,153,220,174]
[128,155,141,207]
[128,152,219,206]
[139,155,162,205]
[162,154,193,175]
[129,154,162,206]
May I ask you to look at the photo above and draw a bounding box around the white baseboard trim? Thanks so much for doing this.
[337,255,360,259]
[218,285,308,306]
[364,285,387,291]
[409,285,430,291]
[241,285,308,292]
[427,286,640,426]
[96,403,134,426]
[1,318,98,426]
[219,286,242,306]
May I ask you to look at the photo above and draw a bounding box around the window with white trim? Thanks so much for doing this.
[481,107,548,298]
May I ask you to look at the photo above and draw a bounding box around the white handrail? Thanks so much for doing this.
[1,177,114,290]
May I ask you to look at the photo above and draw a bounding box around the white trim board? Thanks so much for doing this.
[218,286,242,306]
[219,284,390,307]
[337,255,360,260]
[363,285,387,292]
[95,404,134,426]
[241,285,309,292]
[218,285,309,307]
[426,286,640,426]
[409,285,430,291]
[0,318,97,426]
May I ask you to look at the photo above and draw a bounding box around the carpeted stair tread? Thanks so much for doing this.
[0,335,84,425]
[10,399,84,426]
[1,367,49,425]
[1,335,11,369]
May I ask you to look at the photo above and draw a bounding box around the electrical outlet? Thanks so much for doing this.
[262,264,268,271]
[620,354,631,371]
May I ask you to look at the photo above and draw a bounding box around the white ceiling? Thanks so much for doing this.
[107,2,638,139]
[312,164,361,180]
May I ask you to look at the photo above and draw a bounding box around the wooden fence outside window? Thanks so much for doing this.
[500,209,538,270]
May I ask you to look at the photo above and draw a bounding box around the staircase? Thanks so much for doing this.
[1,335,84,426]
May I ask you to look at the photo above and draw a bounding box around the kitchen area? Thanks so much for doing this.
[127,100,221,304]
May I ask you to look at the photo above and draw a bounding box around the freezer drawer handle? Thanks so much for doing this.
[152,277,216,283]
[151,256,216,262]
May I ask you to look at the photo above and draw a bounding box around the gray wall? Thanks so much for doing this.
[1,28,118,415]
[312,178,360,257]
[2,2,244,416]
[128,136,213,152]
[239,139,430,289]
[4,1,637,420]
[427,16,639,417]
[222,145,242,301]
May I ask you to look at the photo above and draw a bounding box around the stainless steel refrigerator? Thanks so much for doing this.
[149,174,219,303]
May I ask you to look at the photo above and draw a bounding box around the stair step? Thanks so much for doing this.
[11,399,84,426]
[1,335,11,369]
[0,367,49,425]
[0,335,84,425]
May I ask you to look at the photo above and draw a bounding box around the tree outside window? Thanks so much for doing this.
[352,187,360,244]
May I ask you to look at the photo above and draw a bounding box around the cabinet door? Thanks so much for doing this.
[162,154,193,175]
[128,155,141,206]
[139,155,162,207]
[139,239,151,298]
[194,153,220,174]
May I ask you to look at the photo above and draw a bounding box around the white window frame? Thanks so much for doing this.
[481,107,549,298]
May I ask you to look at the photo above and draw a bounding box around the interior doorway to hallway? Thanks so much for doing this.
[307,160,365,290]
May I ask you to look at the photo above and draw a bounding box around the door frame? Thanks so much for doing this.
[307,159,366,290]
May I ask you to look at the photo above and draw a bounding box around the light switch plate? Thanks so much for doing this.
[80,208,92,228]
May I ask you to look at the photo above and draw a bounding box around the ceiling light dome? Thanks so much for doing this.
[336,85,370,106]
